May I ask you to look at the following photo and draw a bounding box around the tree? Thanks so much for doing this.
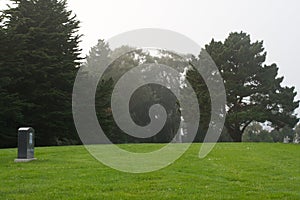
[203,32,299,142]
[0,10,26,147]
[270,126,294,143]
[294,123,300,138]
[0,0,82,146]
[84,39,111,74]
[83,42,185,143]
[185,58,211,142]
[243,122,273,142]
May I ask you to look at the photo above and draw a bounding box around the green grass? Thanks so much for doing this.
[0,143,299,199]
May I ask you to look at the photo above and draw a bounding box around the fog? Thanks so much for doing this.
[1,0,300,111]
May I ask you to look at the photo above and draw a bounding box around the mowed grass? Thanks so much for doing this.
[0,143,299,200]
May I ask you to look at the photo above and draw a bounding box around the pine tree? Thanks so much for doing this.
[0,22,26,147]
[203,32,299,142]
[1,0,82,146]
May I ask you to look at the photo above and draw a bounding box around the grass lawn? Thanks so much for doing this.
[0,143,299,199]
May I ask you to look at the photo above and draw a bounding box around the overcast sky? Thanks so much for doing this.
[1,0,300,110]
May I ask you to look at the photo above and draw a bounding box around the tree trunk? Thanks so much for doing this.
[227,126,243,142]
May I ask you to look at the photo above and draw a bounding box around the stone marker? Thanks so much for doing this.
[14,127,37,163]
[283,136,291,144]
[294,133,300,144]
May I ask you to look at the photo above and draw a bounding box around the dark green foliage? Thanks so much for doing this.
[128,84,181,143]
[270,126,294,143]
[243,122,295,143]
[203,32,299,142]
[0,11,26,147]
[243,122,274,142]
[85,41,182,143]
[185,57,211,142]
[0,0,82,147]
[95,78,115,141]
[1,8,299,149]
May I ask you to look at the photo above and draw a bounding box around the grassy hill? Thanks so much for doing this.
[0,143,299,199]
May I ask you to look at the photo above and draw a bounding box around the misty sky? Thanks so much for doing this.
[1,0,300,110]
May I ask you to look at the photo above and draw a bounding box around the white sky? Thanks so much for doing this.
[1,0,300,112]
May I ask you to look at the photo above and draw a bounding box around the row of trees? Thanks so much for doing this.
[83,36,299,143]
[81,42,184,144]
[243,122,299,143]
[0,0,299,147]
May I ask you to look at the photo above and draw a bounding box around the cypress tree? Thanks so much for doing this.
[1,0,82,146]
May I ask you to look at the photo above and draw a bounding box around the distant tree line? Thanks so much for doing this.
[243,122,300,143]
[0,0,299,148]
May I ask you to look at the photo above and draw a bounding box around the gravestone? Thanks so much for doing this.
[14,127,37,162]
[294,133,300,144]
[283,136,291,144]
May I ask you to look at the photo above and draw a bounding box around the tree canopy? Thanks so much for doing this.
[0,0,82,147]
[0,1,298,147]
[203,32,299,142]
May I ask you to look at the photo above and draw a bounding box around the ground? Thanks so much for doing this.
[0,143,299,199]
